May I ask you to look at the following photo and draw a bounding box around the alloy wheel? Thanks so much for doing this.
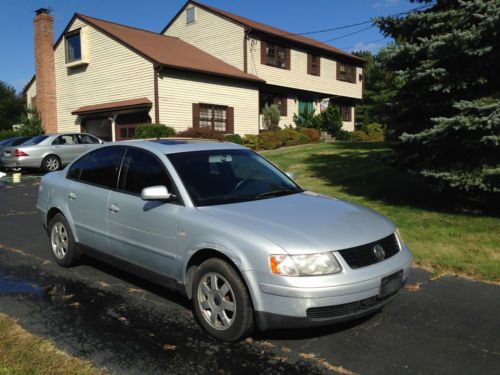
[197,272,236,330]
[51,222,68,259]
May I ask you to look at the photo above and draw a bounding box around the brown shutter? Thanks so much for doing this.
[336,61,340,80]
[281,97,287,116]
[285,48,291,70]
[226,107,234,134]
[317,56,321,76]
[192,103,200,128]
[307,53,311,75]
[260,40,267,65]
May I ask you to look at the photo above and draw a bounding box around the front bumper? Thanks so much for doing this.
[244,244,413,330]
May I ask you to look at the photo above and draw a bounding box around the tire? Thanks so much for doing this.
[42,155,61,172]
[192,258,254,341]
[48,213,80,267]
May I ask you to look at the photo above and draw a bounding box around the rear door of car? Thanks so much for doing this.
[66,146,126,252]
[107,147,183,279]
[75,134,102,152]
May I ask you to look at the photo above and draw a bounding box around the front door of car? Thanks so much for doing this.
[66,146,126,253]
[107,147,183,279]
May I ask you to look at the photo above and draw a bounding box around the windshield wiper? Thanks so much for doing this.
[255,188,301,199]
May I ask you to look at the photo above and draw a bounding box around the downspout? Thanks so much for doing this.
[153,64,162,124]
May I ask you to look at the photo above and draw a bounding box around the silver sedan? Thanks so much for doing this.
[36,139,412,341]
[0,133,103,172]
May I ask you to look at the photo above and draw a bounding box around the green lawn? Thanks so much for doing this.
[262,142,500,282]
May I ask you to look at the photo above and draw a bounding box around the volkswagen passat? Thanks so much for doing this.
[36,139,412,341]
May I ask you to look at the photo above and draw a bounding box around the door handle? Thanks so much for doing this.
[68,192,76,200]
[108,204,120,213]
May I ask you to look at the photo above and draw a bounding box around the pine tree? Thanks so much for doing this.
[375,0,500,196]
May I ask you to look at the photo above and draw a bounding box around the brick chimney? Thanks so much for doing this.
[34,8,57,133]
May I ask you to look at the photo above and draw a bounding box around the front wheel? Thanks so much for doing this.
[192,258,254,341]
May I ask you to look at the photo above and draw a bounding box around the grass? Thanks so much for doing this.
[262,142,500,282]
[0,313,106,375]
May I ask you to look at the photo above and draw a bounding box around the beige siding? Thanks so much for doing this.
[26,80,37,108]
[158,70,259,135]
[248,38,362,99]
[54,18,155,133]
[163,5,245,71]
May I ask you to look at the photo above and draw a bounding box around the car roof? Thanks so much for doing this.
[115,138,246,154]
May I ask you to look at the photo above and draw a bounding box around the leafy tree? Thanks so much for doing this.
[375,0,500,196]
[352,50,401,130]
[262,104,281,131]
[293,105,321,129]
[17,106,44,136]
[0,81,25,130]
[320,105,342,137]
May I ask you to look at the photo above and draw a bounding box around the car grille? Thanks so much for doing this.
[306,294,393,320]
[337,233,400,269]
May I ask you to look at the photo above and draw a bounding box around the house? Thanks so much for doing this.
[25,1,365,141]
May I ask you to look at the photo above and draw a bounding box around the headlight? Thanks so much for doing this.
[269,253,342,276]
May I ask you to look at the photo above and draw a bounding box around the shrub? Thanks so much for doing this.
[243,134,259,149]
[336,130,352,141]
[350,130,370,142]
[177,127,225,141]
[262,104,281,131]
[224,134,244,144]
[257,131,283,150]
[17,107,44,137]
[279,129,302,147]
[0,129,19,140]
[134,124,176,139]
[293,105,321,129]
[298,127,320,143]
[320,105,342,137]
[364,123,386,141]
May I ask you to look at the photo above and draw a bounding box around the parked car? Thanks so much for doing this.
[0,133,103,172]
[36,139,412,341]
[0,136,34,171]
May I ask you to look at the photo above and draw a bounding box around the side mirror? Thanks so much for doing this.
[141,185,174,201]
[285,171,295,180]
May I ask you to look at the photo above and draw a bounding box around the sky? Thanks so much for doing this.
[0,0,417,93]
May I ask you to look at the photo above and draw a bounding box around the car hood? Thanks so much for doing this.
[199,192,395,255]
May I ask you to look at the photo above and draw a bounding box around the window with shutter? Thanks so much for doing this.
[192,103,234,133]
[307,54,320,76]
[341,106,352,122]
[261,41,290,69]
[337,62,356,83]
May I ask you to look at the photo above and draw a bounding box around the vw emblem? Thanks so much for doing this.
[373,243,386,261]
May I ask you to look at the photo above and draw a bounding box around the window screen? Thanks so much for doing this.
[66,32,82,63]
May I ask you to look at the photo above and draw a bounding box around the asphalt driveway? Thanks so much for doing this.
[0,178,499,374]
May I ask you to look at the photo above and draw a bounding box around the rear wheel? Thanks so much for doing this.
[42,155,61,172]
[48,213,80,267]
[192,258,254,341]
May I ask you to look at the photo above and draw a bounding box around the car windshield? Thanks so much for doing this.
[21,135,49,146]
[167,149,302,206]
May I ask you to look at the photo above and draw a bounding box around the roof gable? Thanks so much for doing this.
[162,1,365,65]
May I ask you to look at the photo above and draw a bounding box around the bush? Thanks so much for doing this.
[336,130,352,141]
[350,130,370,142]
[134,124,176,139]
[257,131,283,150]
[0,129,19,140]
[364,123,386,141]
[224,134,244,144]
[243,134,259,149]
[262,104,281,131]
[298,127,320,143]
[293,105,321,129]
[279,129,302,147]
[17,107,44,137]
[177,127,225,141]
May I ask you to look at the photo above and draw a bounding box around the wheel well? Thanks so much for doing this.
[185,249,251,302]
[47,207,63,224]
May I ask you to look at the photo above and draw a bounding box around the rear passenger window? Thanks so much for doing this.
[67,154,89,180]
[52,135,77,145]
[119,148,173,195]
[77,134,100,144]
[79,147,125,189]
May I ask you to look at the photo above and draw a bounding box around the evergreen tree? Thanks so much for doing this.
[375,0,500,196]
[0,81,25,130]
